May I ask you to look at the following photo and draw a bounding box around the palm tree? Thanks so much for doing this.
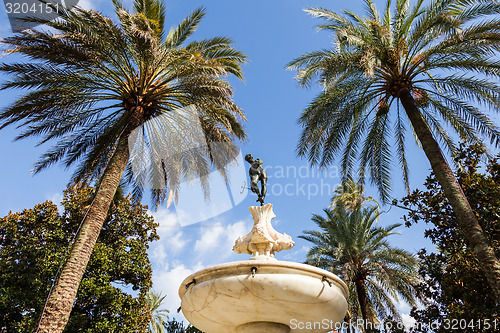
[146,291,169,333]
[300,206,419,332]
[329,176,379,212]
[287,0,500,299]
[0,0,246,331]
[164,319,203,333]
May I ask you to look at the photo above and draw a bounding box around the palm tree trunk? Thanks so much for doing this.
[36,132,131,333]
[354,279,375,333]
[344,312,353,333]
[400,88,500,301]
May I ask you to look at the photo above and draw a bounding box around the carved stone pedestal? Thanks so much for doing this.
[233,204,294,260]
[178,203,349,333]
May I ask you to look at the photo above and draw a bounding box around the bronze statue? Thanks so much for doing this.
[245,154,267,206]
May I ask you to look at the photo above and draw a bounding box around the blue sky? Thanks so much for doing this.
[1,0,495,327]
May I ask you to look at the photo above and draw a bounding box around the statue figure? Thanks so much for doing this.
[245,154,267,206]
[233,157,294,260]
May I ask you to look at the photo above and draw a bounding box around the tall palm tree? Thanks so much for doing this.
[0,0,246,331]
[146,291,169,333]
[288,0,500,299]
[300,206,419,332]
[329,176,379,212]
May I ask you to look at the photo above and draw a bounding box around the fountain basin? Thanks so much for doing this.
[179,260,349,333]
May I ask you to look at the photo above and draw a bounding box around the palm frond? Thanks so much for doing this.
[291,0,500,203]
[164,7,205,48]
[0,0,247,209]
[300,205,420,324]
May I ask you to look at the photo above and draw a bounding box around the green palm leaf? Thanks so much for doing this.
[0,1,247,331]
[146,290,169,333]
[300,205,419,326]
[289,0,500,300]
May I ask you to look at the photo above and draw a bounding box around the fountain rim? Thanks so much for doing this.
[178,259,349,300]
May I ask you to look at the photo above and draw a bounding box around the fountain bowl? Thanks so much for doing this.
[179,259,349,333]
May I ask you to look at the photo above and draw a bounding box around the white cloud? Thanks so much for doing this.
[149,208,180,229]
[401,313,417,329]
[272,218,282,226]
[226,221,248,245]
[47,192,64,212]
[148,209,188,270]
[281,245,309,261]
[148,216,250,320]
[149,243,168,266]
[168,231,187,251]
[152,262,204,315]
[148,229,187,266]
[193,220,247,258]
[149,213,190,268]
[193,224,224,253]
[391,297,422,330]
[397,299,412,314]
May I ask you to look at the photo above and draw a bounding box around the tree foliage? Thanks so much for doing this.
[300,204,419,331]
[401,143,500,332]
[0,185,159,332]
[163,319,202,333]
[329,176,380,212]
[0,0,247,329]
[288,0,500,200]
[288,0,500,303]
[0,0,247,207]
[146,290,169,333]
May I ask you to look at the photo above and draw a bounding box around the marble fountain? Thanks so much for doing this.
[178,203,348,333]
